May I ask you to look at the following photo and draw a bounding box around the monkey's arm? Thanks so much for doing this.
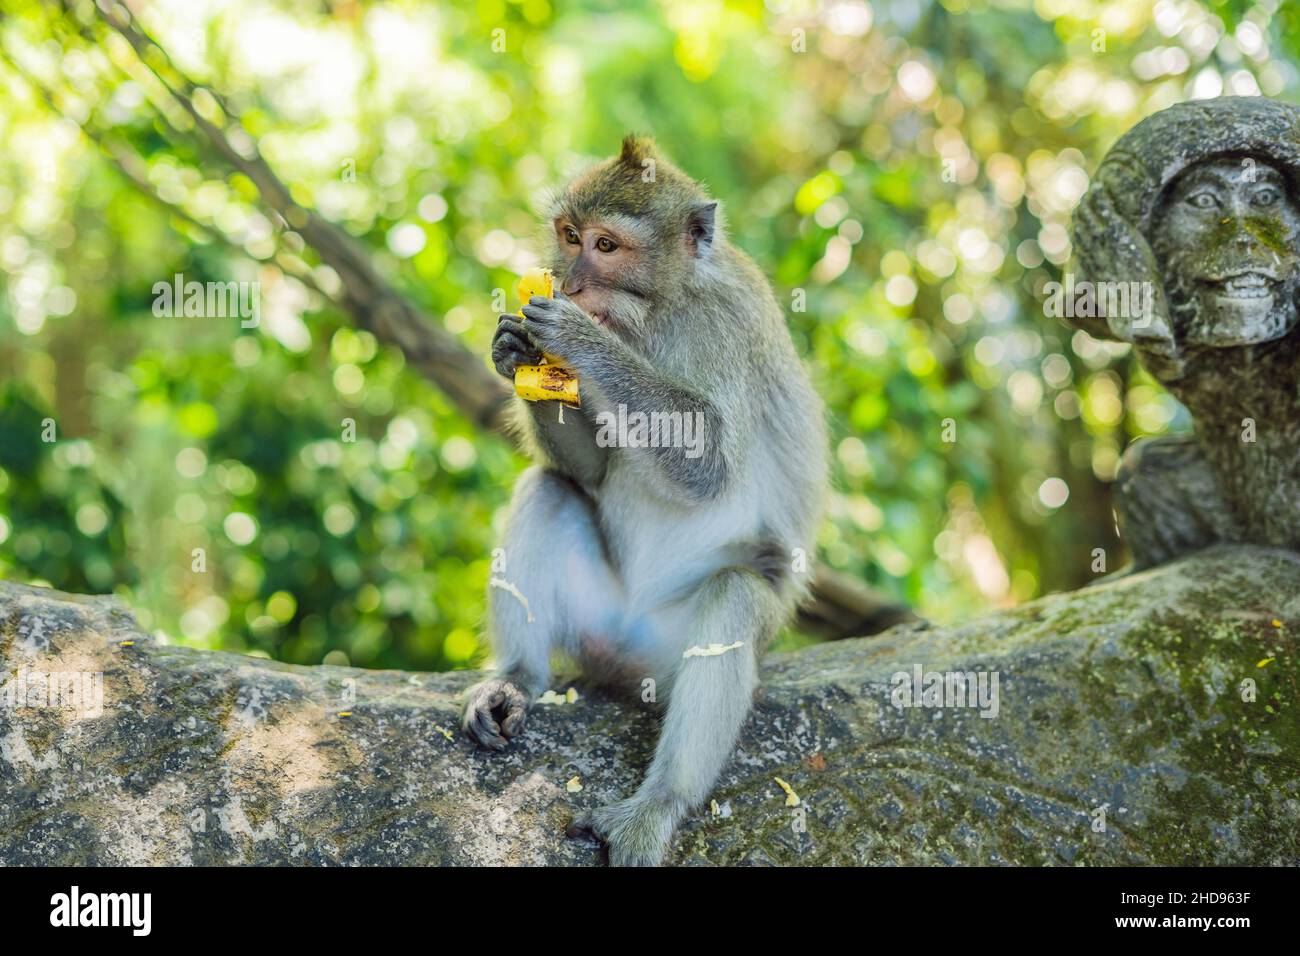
[494,315,610,486]
[527,402,609,486]
[521,296,729,500]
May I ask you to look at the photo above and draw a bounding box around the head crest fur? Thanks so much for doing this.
[553,135,716,236]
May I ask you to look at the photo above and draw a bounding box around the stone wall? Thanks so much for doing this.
[2,545,1297,865]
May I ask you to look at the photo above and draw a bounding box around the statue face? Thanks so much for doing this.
[1151,158,1300,347]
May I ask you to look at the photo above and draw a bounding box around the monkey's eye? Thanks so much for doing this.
[563,227,581,246]
[595,236,618,253]
[1253,188,1280,208]
[1187,191,1219,210]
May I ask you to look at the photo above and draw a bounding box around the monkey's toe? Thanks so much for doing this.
[462,704,507,750]
[502,713,526,739]
[565,812,606,842]
[462,679,530,751]
[565,798,673,867]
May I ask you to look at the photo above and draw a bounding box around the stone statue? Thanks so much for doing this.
[1069,96,1300,568]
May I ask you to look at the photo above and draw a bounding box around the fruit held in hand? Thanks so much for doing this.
[514,268,580,405]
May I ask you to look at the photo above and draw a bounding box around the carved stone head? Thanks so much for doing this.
[1070,97,1300,383]
[1150,156,1300,348]
[1069,98,1300,563]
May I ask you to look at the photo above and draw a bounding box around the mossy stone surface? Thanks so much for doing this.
[2,546,1297,865]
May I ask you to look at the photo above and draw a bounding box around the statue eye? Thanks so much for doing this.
[595,236,618,253]
[1187,191,1218,210]
[1253,188,1280,207]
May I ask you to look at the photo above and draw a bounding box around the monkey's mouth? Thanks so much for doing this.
[568,295,609,327]
[1201,270,1278,301]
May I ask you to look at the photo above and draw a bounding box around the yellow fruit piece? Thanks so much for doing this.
[514,364,581,403]
[517,267,554,305]
[514,268,580,405]
[774,776,800,807]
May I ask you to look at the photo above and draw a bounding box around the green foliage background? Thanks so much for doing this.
[1,0,1297,670]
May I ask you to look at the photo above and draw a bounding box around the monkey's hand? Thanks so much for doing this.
[491,315,544,380]
[462,677,531,750]
[567,794,683,867]
[520,295,605,364]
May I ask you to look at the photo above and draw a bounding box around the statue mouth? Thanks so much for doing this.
[1180,265,1295,348]
[1201,270,1278,301]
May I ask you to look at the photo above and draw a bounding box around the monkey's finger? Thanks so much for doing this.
[520,302,558,325]
[492,348,529,378]
[491,332,523,358]
[494,320,541,355]
[492,335,541,376]
[495,315,534,339]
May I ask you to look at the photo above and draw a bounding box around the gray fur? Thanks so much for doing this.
[466,139,828,865]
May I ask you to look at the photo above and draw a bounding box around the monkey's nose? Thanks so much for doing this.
[562,279,583,296]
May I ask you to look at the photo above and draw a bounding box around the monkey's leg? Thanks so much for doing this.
[463,466,622,750]
[1115,434,1238,570]
[569,567,779,866]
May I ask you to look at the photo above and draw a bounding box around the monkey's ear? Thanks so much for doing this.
[687,201,718,256]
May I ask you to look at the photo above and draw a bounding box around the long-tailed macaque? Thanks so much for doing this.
[463,136,827,865]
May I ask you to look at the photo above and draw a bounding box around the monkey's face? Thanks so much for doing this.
[546,138,719,345]
[550,216,657,341]
[1151,158,1300,347]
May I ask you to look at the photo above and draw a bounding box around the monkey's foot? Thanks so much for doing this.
[461,678,530,751]
[566,795,683,867]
